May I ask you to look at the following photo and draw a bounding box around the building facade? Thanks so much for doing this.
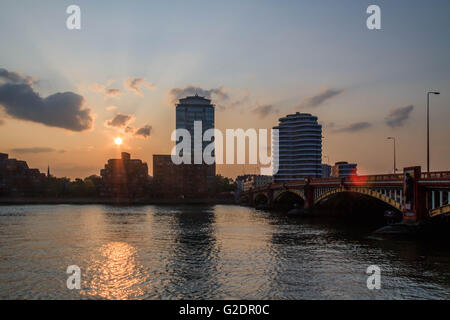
[152,154,212,198]
[100,152,150,198]
[0,153,46,197]
[321,164,332,178]
[273,112,322,182]
[175,94,215,195]
[331,161,357,177]
[235,174,273,195]
[152,155,182,196]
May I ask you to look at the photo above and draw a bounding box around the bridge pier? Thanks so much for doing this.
[304,179,314,210]
[402,166,427,222]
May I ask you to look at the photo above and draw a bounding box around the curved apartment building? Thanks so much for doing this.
[273,112,322,182]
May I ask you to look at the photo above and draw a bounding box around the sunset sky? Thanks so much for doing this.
[0,0,449,179]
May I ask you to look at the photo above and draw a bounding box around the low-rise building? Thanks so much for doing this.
[0,153,46,197]
[331,161,357,177]
[100,152,150,198]
[236,174,273,193]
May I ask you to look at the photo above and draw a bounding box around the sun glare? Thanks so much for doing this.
[114,137,123,146]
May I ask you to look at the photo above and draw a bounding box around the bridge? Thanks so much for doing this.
[240,166,450,222]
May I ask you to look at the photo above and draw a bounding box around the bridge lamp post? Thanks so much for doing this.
[427,91,440,173]
[387,137,396,174]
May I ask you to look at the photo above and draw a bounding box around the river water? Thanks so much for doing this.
[0,204,448,299]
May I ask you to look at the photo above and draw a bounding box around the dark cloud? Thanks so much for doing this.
[385,105,414,128]
[104,88,122,98]
[0,68,36,86]
[10,147,65,154]
[135,125,152,138]
[332,122,372,133]
[252,105,278,119]
[168,85,229,104]
[106,113,134,128]
[297,88,344,109]
[124,77,155,96]
[0,70,93,132]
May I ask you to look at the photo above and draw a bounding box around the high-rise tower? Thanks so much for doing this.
[273,112,322,182]
[175,94,215,195]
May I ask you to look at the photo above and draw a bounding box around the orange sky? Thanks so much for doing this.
[1,1,449,179]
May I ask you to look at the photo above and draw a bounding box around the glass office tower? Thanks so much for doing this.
[175,94,215,195]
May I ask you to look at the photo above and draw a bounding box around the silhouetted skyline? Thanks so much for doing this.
[0,1,449,179]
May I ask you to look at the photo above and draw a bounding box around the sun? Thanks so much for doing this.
[114,137,123,146]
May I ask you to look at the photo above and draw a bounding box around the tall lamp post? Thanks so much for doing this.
[427,91,440,173]
[387,137,396,173]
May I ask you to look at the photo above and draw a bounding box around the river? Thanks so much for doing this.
[0,204,448,299]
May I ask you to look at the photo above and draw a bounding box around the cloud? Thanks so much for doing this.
[104,88,122,98]
[105,113,134,128]
[332,122,372,133]
[0,69,93,131]
[297,88,344,109]
[252,105,278,119]
[89,82,122,99]
[385,105,414,128]
[0,68,37,86]
[228,93,250,110]
[124,77,156,96]
[104,113,151,138]
[10,147,65,154]
[135,125,152,138]
[168,85,229,104]
[0,119,4,126]
[106,105,117,111]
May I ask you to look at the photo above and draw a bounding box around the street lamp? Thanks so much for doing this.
[387,137,396,173]
[427,91,440,173]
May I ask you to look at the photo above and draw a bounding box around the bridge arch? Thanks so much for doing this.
[254,192,269,206]
[314,186,404,211]
[273,189,306,210]
[274,189,305,202]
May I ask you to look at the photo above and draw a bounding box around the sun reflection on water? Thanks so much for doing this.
[83,241,148,300]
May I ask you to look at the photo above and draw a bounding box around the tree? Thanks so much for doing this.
[215,174,236,193]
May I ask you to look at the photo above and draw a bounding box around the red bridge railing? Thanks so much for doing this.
[242,171,450,194]
[421,171,450,180]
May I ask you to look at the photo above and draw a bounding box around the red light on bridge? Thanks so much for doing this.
[350,175,368,185]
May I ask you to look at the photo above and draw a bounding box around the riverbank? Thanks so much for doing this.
[0,197,237,205]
